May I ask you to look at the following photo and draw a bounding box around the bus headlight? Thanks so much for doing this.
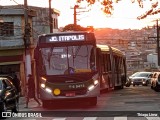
[40,77,47,89]
[45,87,52,93]
[94,80,98,85]
[88,85,94,91]
[87,74,99,91]
[92,74,99,85]
[41,83,45,88]
[41,77,47,82]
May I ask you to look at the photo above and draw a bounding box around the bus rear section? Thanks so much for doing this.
[96,44,127,91]
[34,32,100,107]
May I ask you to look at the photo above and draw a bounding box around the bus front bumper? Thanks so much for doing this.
[39,84,100,100]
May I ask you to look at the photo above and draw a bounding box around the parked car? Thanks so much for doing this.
[0,75,19,113]
[151,72,160,92]
[129,72,140,79]
[129,72,153,86]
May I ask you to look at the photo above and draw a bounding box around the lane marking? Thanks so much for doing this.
[83,117,97,120]
[52,118,66,120]
[146,117,160,120]
[114,117,127,120]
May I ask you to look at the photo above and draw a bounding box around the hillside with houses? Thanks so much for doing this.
[94,28,158,75]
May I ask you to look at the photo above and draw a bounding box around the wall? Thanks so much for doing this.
[147,53,158,68]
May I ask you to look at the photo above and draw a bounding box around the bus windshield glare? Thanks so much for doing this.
[40,45,96,75]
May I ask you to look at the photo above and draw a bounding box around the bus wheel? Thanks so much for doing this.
[89,97,97,106]
[120,84,124,89]
[42,100,48,108]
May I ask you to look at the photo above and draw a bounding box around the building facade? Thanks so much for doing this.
[0,5,60,95]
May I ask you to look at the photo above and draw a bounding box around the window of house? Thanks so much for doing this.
[53,18,56,29]
[0,22,14,36]
[53,18,58,29]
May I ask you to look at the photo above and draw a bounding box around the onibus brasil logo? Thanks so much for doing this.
[1,112,42,118]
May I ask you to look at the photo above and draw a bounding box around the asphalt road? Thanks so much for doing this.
[6,85,160,120]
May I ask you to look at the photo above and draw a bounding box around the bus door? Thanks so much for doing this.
[104,53,113,89]
[101,53,110,90]
[96,48,103,88]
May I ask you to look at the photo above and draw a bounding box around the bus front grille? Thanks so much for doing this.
[55,88,87,96]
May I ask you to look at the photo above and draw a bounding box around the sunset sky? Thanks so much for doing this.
[0,0,159,29]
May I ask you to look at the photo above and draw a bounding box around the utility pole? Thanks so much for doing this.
[156,20,160,66]
[73,5,79,27]
[49,0,53,33]
[71,5,86,29]
[24,0,32,79]
[149,20,160,66]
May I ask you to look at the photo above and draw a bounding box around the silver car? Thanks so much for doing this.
[129,72,153,86]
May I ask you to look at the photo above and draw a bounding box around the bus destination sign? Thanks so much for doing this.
[46,34,85,42]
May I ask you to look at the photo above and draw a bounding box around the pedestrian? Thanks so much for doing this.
[12,74,21,94]
[11,74,21,103]
[25,74,41,108]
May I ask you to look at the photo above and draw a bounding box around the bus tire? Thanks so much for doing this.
[120,84,124,89]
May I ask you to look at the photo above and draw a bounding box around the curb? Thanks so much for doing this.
[19,97,26,105]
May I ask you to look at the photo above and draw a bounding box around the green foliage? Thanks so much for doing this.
[76,0,159,19]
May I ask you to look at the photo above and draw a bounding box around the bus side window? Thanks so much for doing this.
[90,47,96,70]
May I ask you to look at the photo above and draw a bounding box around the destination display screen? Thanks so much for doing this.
[39,32,96,44]
[45,34,85,43]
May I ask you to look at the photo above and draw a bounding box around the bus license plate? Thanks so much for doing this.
[66,92,75,97]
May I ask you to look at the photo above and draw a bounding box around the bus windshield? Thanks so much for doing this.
[41,45,96,75]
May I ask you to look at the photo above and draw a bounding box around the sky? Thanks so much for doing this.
[0,0,159,29]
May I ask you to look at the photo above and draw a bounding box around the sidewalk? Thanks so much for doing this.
[19,96,26,105]
[18,96,42,109]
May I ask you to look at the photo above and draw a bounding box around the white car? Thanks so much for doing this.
[129,72,153,86]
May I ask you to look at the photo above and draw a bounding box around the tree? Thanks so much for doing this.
[63,24,94,31]
[137,1,160,20]
[63,24,85,31]
[76,0,160,19]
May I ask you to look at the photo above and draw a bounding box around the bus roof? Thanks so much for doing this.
[96,44,124,56]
